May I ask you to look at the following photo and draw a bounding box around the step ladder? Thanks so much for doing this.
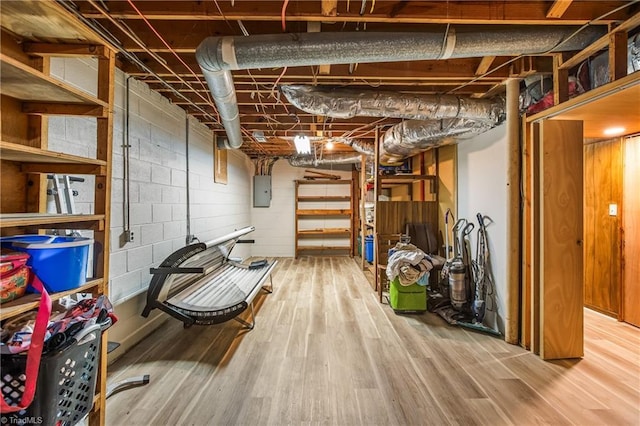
[46,174,83,236]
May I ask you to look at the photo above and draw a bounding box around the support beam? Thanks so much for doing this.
[546,0,574,18]
[22,102,107,117]
[553,54,569,105]
[360,153,367,271]
[307,21,331,75]
[609,30,628,82]
[475,56,496,75]
[505,78,521,345]
[24,43,108,58]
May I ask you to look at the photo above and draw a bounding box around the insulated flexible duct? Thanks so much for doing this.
[196,26,605,150]
[280,85,504,123]
[340,138,375,156]
[380,118,495,165]
[281,85,505,163]
[288,153,363,167]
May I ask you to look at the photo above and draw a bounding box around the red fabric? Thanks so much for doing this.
[526,80,579,114]
[0,254,30,303]
[0,274,52,413]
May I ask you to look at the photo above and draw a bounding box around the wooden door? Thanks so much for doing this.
[539,120,584,360]
[583,139,622,316]
[623,136,640,327]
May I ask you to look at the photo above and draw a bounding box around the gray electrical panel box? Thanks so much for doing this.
[253,175,272,207]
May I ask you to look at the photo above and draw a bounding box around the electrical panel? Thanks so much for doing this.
[254,175,271,207]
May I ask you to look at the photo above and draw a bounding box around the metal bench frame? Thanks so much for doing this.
[141,226,277,329]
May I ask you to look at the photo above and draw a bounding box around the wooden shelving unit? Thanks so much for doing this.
[0,2,114,424]
[294,179,354,258]
[367,146,440,300]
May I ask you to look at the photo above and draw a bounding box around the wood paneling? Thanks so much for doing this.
[540,120,584,360]
[0,161,26,213]
[583,138,622,317]
[622,136,640,327]
[375,201,438,235]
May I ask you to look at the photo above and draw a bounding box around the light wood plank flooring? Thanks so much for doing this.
[106,257,640,425]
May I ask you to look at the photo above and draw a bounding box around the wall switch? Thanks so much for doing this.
[608,203,618,216]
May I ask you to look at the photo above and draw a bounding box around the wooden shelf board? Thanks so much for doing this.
[0,213,105,229]
[295,179,352,185]
[379,174,436,184]
[0,53,107,106]
[0,278,103,320]
[297,246,351,251]
[298,228,351,236]
[296,209,351,216]
[297,195,351,202]
[0,0,105,45]
[0,140,106,166]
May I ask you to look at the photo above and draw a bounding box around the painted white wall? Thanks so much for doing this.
[456,124,508,335]
[47,57,253,358]
[252,161,352,257]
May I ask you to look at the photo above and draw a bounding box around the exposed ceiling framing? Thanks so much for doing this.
[8,0,638,158]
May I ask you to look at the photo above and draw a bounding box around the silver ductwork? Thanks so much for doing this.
[340,138,375,156]
[380,118,496,165]
[200,65,243,149]
[280,85,505,123]
[288,153,363,167]
[281,85,505,164]
[196,26,605,150]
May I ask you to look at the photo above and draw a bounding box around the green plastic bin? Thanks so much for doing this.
[389,277,427,313]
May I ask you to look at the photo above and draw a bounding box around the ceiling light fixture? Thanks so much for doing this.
[603,126,626,136]
[326,140,334,150]
[294,135,311,154]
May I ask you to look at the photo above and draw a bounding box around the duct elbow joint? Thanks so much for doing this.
[196,36,234,72]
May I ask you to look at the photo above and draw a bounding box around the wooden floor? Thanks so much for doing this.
[106,257,640,426]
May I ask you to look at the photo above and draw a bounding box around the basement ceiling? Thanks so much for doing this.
[17,1,640,157]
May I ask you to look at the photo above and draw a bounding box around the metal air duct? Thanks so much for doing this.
[196,26,605,149]
[288,153,363,167]
[280,85,504,122]
[380,118,495,165]
[340,138,375,156]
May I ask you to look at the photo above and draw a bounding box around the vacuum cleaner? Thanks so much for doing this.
[432,210,500,337]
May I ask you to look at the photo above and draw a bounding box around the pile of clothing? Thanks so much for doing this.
[386,242,445,286]
[1,295,117,355]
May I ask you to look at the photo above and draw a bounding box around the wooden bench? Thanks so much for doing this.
[142,226,277,329]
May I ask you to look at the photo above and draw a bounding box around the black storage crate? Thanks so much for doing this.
[1,324,105,426]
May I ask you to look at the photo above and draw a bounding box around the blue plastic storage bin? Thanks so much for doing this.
[365,235,374,263]
[0,235,93,293]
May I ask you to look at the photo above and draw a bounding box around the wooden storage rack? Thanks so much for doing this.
[1,1,114,424]
[294,179,354,258]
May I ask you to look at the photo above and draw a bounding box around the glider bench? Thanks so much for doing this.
[142,226,277,328]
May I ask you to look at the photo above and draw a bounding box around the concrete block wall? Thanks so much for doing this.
[252,161,352,257]
[48,57,253,358]
[48,58,97,216]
